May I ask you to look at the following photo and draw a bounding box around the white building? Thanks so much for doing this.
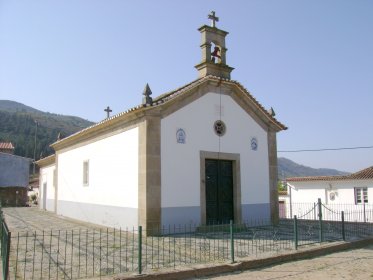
[37,14,286,232]
[286,166,373,221]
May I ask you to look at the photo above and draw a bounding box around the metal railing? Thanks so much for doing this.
[281,201,373,222]
[5,221,294,279]
[1,204,11,280]
[1,202,373,279]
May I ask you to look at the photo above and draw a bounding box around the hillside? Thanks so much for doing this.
[0,100,94,159]
[278,157,349,179]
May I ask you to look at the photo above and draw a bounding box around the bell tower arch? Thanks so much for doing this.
[195,11,234,79]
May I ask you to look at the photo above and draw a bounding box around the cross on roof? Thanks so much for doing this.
[208,11,219,28]
[104,106,112,118]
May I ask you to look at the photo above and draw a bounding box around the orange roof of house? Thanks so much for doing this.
[0,142,14,150]
[287,166,373,182]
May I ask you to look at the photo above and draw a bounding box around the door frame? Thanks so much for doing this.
[200,151,241,225]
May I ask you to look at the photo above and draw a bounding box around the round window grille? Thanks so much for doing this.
[329,192,336,201]
[214,120,226,136]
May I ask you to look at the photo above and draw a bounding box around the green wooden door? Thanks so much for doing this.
[205,159,233,224]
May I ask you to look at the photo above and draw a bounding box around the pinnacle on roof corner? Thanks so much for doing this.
[142,83,153,105]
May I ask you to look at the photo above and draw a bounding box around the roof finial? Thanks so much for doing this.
[142,83,153,106]
[104,106,112,118]
[208,11,219,28]
[268,107,276,117]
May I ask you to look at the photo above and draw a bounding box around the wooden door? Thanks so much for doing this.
[205,159,233,224]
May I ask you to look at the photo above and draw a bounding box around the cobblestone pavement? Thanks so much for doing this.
[3,206,106,232]
[3,207,373,280]
[200,245,373,280]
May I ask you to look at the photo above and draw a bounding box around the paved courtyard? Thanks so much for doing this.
[2,207,373,280]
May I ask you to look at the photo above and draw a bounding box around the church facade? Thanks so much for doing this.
[37,14,286,231]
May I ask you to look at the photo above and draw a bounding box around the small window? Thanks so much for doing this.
[355,187,368,204]
[83,160,89,186]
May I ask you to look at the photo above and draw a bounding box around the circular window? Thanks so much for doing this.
[214,120,226,136]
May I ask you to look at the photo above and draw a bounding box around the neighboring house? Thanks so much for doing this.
[37,15,286,231]
[286,166,373,221]
[278,190,290,218]
[0,152,32,206]
[0,142,15,154]
[37,155,56,211]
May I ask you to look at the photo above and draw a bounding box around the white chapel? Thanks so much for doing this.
[37,13,287,232]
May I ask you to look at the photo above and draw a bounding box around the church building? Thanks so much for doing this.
[37,13,287,232]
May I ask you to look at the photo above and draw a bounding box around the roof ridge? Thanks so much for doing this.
[51,74,287,148]
[287,166,373,182]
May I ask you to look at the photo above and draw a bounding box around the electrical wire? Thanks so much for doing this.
[278,146,373,153]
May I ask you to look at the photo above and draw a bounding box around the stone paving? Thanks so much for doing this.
[1,207,296,279]
[3,207,373,280]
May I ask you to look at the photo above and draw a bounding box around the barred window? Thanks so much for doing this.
[355,187,368,204]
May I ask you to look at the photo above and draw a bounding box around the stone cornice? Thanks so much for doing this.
[49,75,286,152]
[198,25,229,36]
[36,154,56,167]
[51,106,149,151]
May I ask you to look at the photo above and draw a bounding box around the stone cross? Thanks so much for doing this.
[208,11,219,28]
[104,106,112,118]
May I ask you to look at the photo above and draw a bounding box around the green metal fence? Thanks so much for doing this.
[1,200,373,279]
[1,204,11,280]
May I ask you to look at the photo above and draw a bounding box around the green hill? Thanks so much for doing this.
[0,100,94,159]
[278,157,349,179]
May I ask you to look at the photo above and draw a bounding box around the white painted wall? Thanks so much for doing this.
[288,180,373,205]
[57,127,139,226]
[161,92,269,209]
[39,164,56,211]
[287,180,373,222]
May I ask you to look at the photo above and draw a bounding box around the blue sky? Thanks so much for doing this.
[1,0,372,172]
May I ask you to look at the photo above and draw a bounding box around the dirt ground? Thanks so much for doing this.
[201,245,373,280]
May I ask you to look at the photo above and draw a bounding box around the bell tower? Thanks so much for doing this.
[195,11,234,79]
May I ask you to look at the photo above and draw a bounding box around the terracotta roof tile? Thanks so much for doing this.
[0,142,14,150]
[287,166,373,182]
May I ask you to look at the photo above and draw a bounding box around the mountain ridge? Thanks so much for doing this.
[278,157,349,179]
[0,100,94,159]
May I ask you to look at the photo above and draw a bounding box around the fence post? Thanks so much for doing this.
[293,215,298,250]
[230,220,235,263]
[5,231,11,280]
[138,226,142,275]
[1,221,11,280]
[313,203,317,220]
[318,198,323,243]
[341,211,345,241]
[363,203,366,223]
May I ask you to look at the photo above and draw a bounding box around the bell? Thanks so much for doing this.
[211,46,221,58]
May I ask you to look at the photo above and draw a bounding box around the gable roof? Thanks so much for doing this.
[51,75,287,151]
[287,166,373,182]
